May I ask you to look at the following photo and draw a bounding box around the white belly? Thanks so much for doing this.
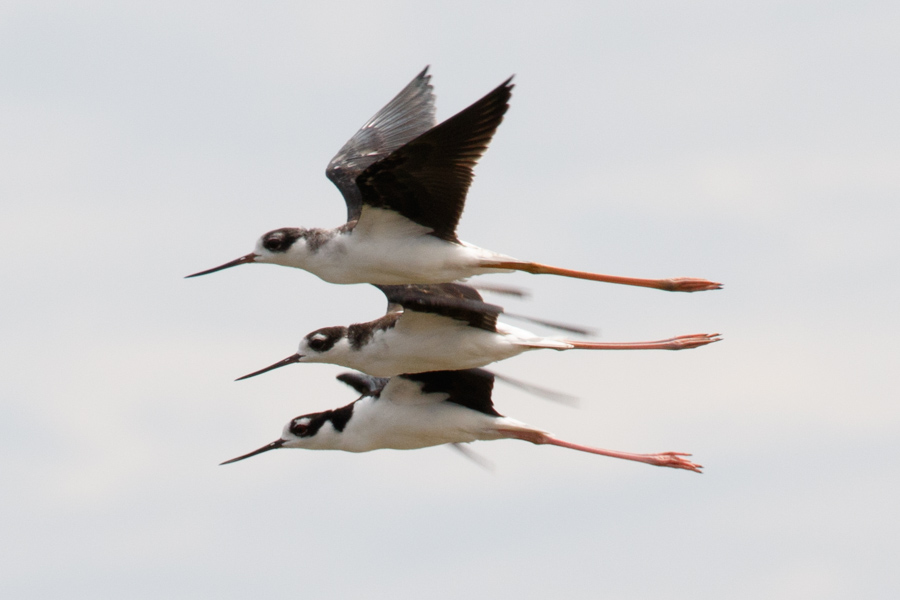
[304,209,515,284]
[338,318,529,377]
[338,397,507,452]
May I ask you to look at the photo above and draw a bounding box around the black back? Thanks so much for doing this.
[355,78,513,242]
[326,68,437,223]
[402,369,501,417]
[375,283,502,332]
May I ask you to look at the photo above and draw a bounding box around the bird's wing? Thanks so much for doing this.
[354,77,513,242]
[335,372,390,397]
[326,67,437,223]
[383,369,501,416]
[375,283,501,332]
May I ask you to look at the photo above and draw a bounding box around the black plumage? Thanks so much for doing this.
[376,283,501,333]
[403,369,502,417]
[336,372,390,397]
[355,78,513,242]
[326,67,437,223]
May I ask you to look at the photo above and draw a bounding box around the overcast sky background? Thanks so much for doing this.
[2,1,899,598]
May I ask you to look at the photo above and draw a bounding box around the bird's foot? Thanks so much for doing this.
[662,277,723,292]
[649,452,703,473]
[664,333,722,350]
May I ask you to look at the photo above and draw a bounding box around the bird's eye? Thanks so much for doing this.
[263,234,284,251]
[291,420,309,436]
[308,336,327,351]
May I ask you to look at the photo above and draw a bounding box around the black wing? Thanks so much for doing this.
[326,67,437,223]
[375,283,502,333]
[402,369,501,417]
[355,77,514,242]
[336,372,390,397]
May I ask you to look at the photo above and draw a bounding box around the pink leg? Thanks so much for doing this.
[499,429,702,473]
[482,261,722,293]
[565,333,721,351]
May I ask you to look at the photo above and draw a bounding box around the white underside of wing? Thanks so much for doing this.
[378,375,450,406]
[354,205,436,239]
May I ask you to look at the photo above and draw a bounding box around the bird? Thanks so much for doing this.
[236,282,721,379]
[185,67,721,293]
[221,368,702,473]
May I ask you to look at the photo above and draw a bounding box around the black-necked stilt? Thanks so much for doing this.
[186,67,721,293]
[221,369,702,473]
[236,283,721,379]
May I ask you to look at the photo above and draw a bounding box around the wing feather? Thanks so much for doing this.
[355,77,513,242]
[375,283,501,332]
[326,67,437,222]
[395,370,500,416]
[336,372,390,397]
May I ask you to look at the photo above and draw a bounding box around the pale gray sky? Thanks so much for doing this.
[2,2,899,598]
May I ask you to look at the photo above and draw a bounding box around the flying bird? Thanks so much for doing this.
[221,369,702,473]
[236,283,721,379]
[186,67,720,293]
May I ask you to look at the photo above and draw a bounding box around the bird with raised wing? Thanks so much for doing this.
[236,283,721,379]
[221,369,702,473]
[186,67,720,293]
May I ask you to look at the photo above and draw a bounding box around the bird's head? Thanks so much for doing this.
[219,412,338,465]
[184,227,307,278]
[235,326,349,381]
[254,227,309,266]
[298,326,349,359]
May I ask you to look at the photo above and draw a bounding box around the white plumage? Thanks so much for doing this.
[221,370,702,473]
[186,68,721,293]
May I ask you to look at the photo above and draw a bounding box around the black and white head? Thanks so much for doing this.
[185,227,313,278]
[254,227,335,269]
[220,411,348,465]
[235,326,350,381]
[298,326,350,360]
[255,227,306,263]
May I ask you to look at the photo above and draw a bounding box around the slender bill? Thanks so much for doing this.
[236,353,303,381]
[220,439,285,465]
[185,253,258,278]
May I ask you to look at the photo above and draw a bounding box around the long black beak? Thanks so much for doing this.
[236,353,303,381]
[220,439,285,465]
[185,253,258,278]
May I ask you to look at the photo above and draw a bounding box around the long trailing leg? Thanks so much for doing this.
[482,260,722,293]
[499,428,702,473]
[560,333,722,351]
